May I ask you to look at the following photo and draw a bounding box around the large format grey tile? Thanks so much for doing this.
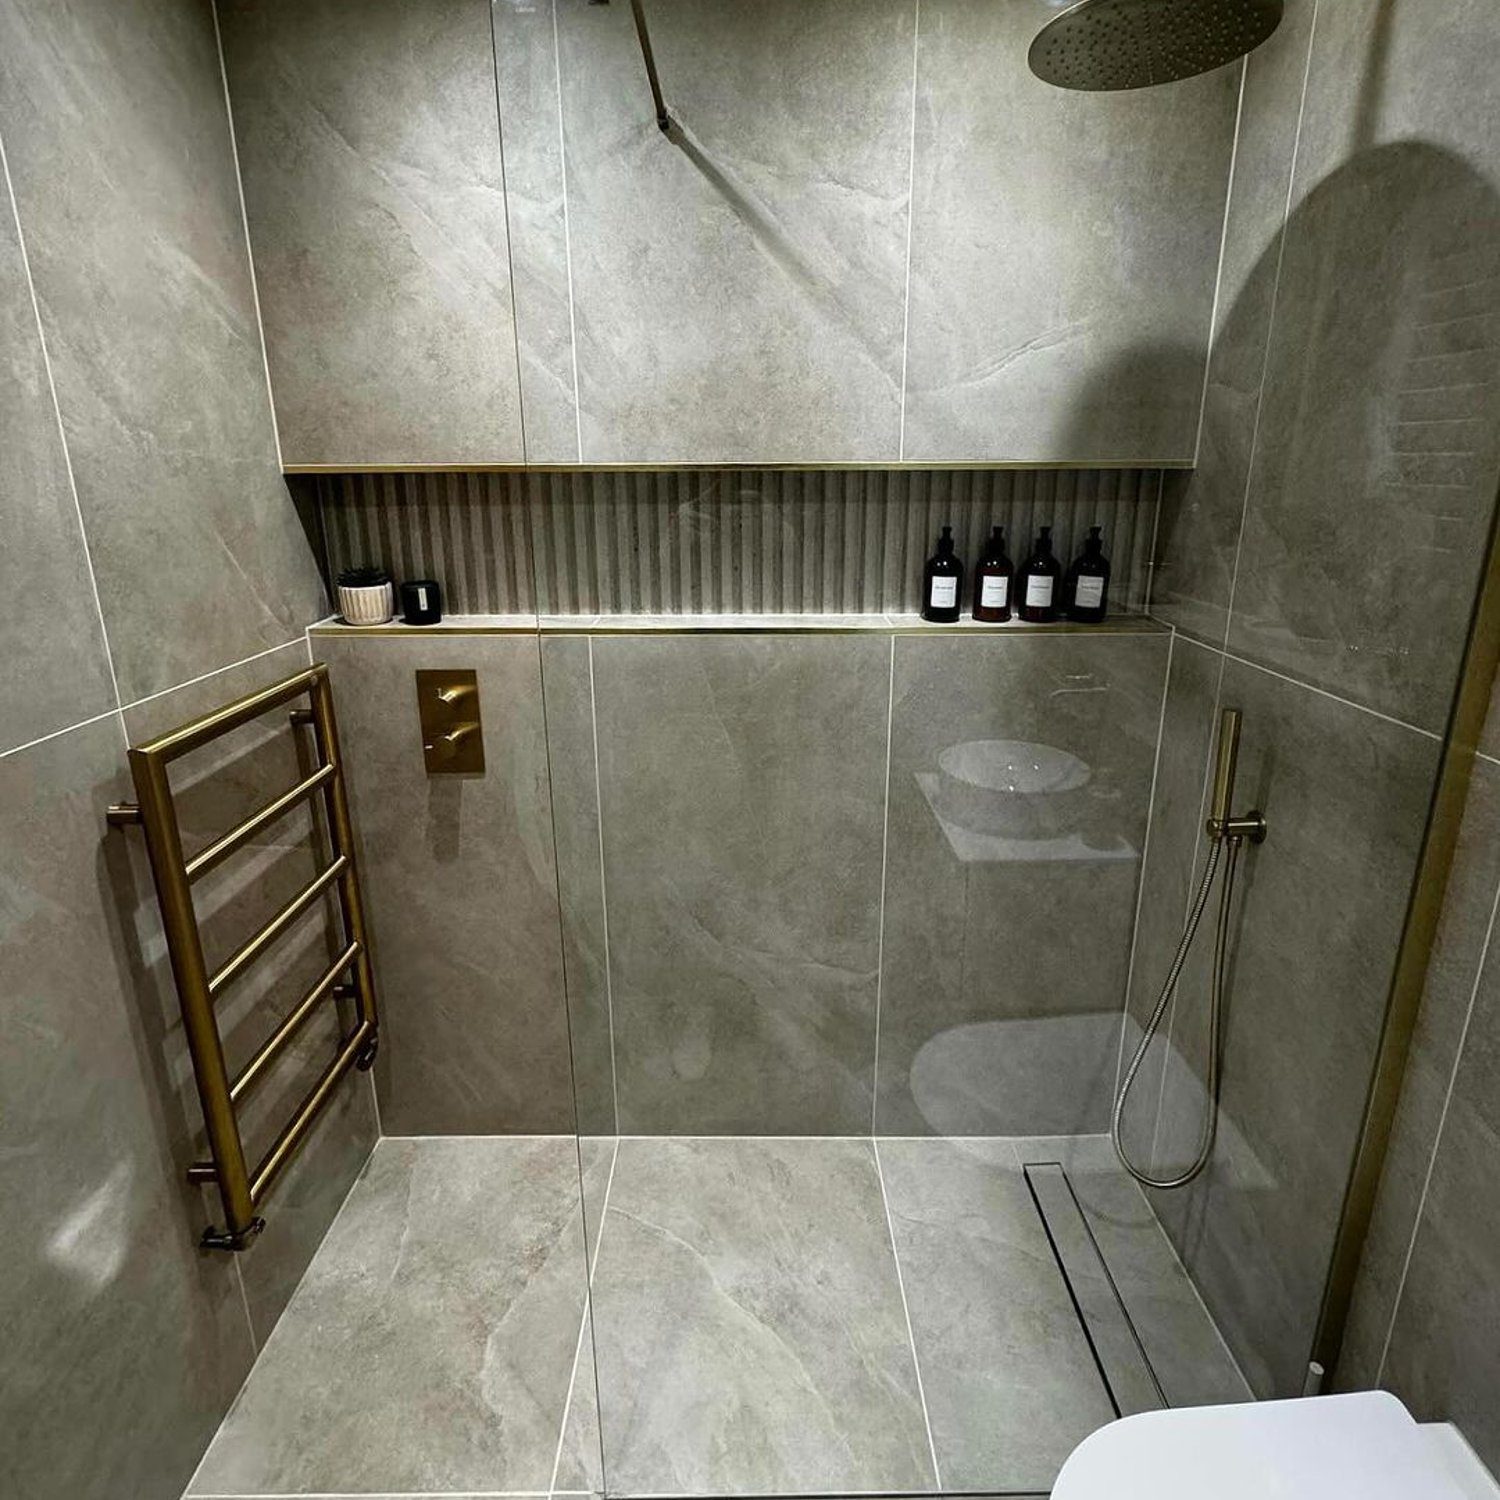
[877,633,1168,1136]
[539,635,616,1136]
[319,635,575,1133]
[1224,2,1500,731]
[220,0,523,465]
[1115,635,1222,1166]
[587,1137,935,1495]
[492,0,578,462]
[1380,922,1500,1475]
[555,0,912,462]
[122,639,380,1343]
[1150,659,1441,1397]
[589,634,890,1133]
[903,0,1238,463]
[0,716,255,1500]
[1151,0,1317,643]
[1341,755,1500,1389]
[0,165,115,753]
[1013,1135,1253,1410]
[0,0,325,703]
[877,1138,1114,1491]
[189,1136,592,1496]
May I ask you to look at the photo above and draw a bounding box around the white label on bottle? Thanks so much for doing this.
[1025,575,1054,608]
[1074,576,1105,610]
[929,576,958,609]
[416,586,429,609]
[980,576,1009,608]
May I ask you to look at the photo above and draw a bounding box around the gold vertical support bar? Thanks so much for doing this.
[306,665,380,1061]
[128,749,261,1248]
[1315,478,1500,1383]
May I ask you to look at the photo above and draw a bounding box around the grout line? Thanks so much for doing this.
[1376,868,1500,1385]
[0,126,124,728]
[181,1134,381,1499]
[1219,0,1319,655]
[552,0,585,464]
[588,638,622,1132]
[871,1138,943,1490]
[1216,645,1442,742]
[870,636,897,1133]
[231,1256,258,1360]
[118,636,308,716]
[1114,629,1177,1100]
[547,1137,619,1496]
[1142,469,1164,616]
[0,706,122,764]
[488,0,529,463]
[211,0,283,470]
[895,0,921,462]
[1147,646,1229,1172]
[1191,56,1248,471]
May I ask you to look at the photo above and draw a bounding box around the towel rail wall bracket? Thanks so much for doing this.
[107,664,379,1252]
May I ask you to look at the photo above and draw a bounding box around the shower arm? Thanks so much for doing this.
[628,0,671,133]
[1205,708,1268,844]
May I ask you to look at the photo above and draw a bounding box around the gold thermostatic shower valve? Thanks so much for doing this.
[416,669,485,774]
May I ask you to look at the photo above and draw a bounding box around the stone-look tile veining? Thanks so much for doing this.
[539,636,616,1136]
[319,635,575,1133]
[189,1137,592,1496]
[0,0,325,703]
[1147,660,1440,1397]
[586,1137,936,1495]
[878,1138,1113,1490]
[902,0,1238,463]
[219,0,524,464]
[588,635,890,1133]
[492,0,579,462]
[1,717,255,1500]
[1340,757,1500,1391]
[1223,2,1500,730]
[877,633,1168,1136]
[122,639,380,1343]
[1115,636,1221,1166]
[555,0,913,462]
[1150,0,1318,645]
[0,166,115,754]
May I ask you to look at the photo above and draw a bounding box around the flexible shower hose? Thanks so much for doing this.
[1111,833,1244,1190]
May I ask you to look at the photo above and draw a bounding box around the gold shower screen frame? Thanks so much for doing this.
[108,664,378,1250]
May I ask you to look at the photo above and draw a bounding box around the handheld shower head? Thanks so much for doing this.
[1028,0,1284,92]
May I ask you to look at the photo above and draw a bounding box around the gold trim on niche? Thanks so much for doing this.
[283,458,1195,475]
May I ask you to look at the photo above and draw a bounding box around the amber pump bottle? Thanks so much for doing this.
[1065,525,1111,623]
[921,525,963,623]
[1017,525,1061,623]
[972,526,1013,622]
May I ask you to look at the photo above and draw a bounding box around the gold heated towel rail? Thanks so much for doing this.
[108,664,378,1251]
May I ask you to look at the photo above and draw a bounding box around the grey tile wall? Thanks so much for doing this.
[1131,0,1500,1403]
[902,0,1239,464]
[555,0,914,463]
[0,3,342,1495]
[318,465,1162,616]
[876,632,1168,1136]
[318,633,576,1134]
[228,0,1238,464]
[0,167,115,752]
[589,634,891,1134]
[0,716,255,1500]
[0,0,325,704]
[217,0,525,466]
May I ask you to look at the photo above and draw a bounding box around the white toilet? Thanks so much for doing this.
[1053,1390,1500,1500]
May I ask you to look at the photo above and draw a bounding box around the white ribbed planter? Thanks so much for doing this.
[337,579,395,626]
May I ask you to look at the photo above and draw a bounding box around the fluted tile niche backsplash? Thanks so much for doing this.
[314,467,1163,617]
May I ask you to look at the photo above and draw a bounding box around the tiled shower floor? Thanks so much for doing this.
[186,1135,1248,1500]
